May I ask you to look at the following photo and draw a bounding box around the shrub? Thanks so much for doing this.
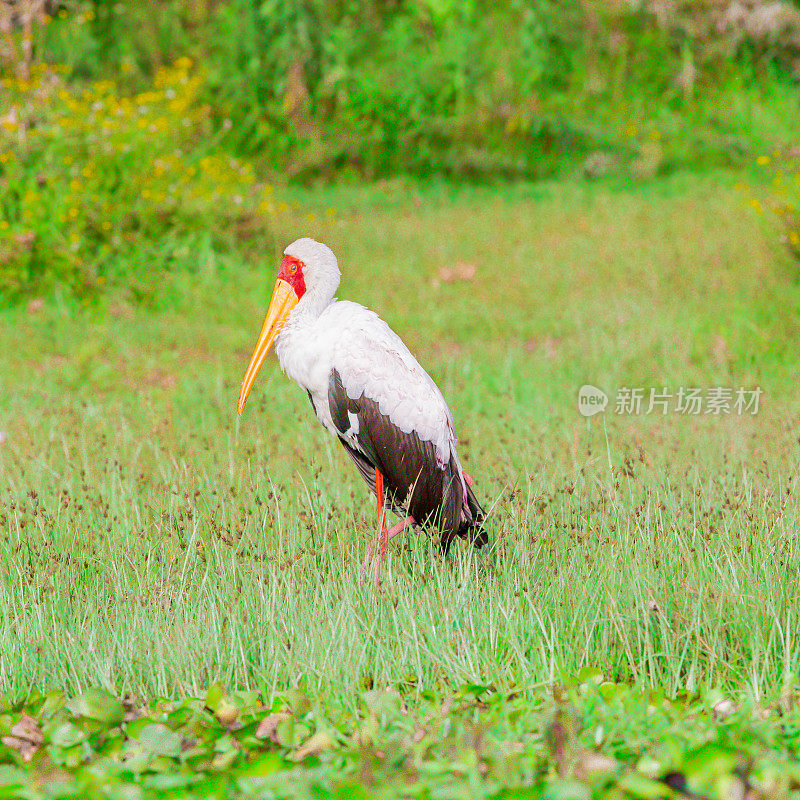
[4,1,800,196]
[0,57,277,300]
[756,151,800,263]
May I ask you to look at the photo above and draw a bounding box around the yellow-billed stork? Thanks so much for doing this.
[238,238,486,586]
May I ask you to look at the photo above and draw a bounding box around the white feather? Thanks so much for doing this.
[276,300,456,468]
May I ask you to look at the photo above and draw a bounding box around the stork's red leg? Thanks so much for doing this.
[361,468,386,585]
[360,468,417,588]
[376,467,388,558]
[373,468,389,588]
[388,516,415,541]
[361,515,416,584]
[375,468,385,517]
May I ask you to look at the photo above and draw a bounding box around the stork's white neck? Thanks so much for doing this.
[271,235,342,418]
[273,295,340,433]
[290,287,336,324]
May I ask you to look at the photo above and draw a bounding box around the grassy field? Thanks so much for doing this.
[2,171,800,797]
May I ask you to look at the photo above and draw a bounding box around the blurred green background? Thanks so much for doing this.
[3,0,800,298]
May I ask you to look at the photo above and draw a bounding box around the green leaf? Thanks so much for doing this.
[59,743,87,770]
[141,773,204,790]
[459,683,489,697]
[205,683,224,713]
[213,697,239,728]
[213,733,237,754]
[619,773,672,799]
[275,717,296,748]
[237,751,285,778]
[360,689,401,719]
[49,722,85,749]
[598,683,621,702]
[211,748,239,770]
[124,717,151,740]
[679,742,740,781]
[286,690,311,716]
[66,688,124,726]
[0,766,23,790]
[137,724,182,758]
[290,731,334,762]
[542,780,591,800]
[39,691,68,719]
[324,784,372,800]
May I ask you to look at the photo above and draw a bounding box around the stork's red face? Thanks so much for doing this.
[278,254,307,299]
[237,254,307,414]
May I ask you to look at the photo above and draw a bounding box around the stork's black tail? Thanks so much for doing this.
[441,478,487,553]
[461,480,488,547]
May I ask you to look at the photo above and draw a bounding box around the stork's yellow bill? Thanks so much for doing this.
[238,252,309,413]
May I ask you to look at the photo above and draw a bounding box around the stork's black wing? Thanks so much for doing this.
[327,369,484,551]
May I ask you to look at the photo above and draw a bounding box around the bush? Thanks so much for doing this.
[756,151,800,263]
[5,1,800,193]
[0,57,277,300]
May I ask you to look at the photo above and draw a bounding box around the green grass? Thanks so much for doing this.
[2,171,800,797]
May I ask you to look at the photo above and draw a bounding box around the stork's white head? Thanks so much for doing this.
[237,237,341,413]
[282,237,341,308]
